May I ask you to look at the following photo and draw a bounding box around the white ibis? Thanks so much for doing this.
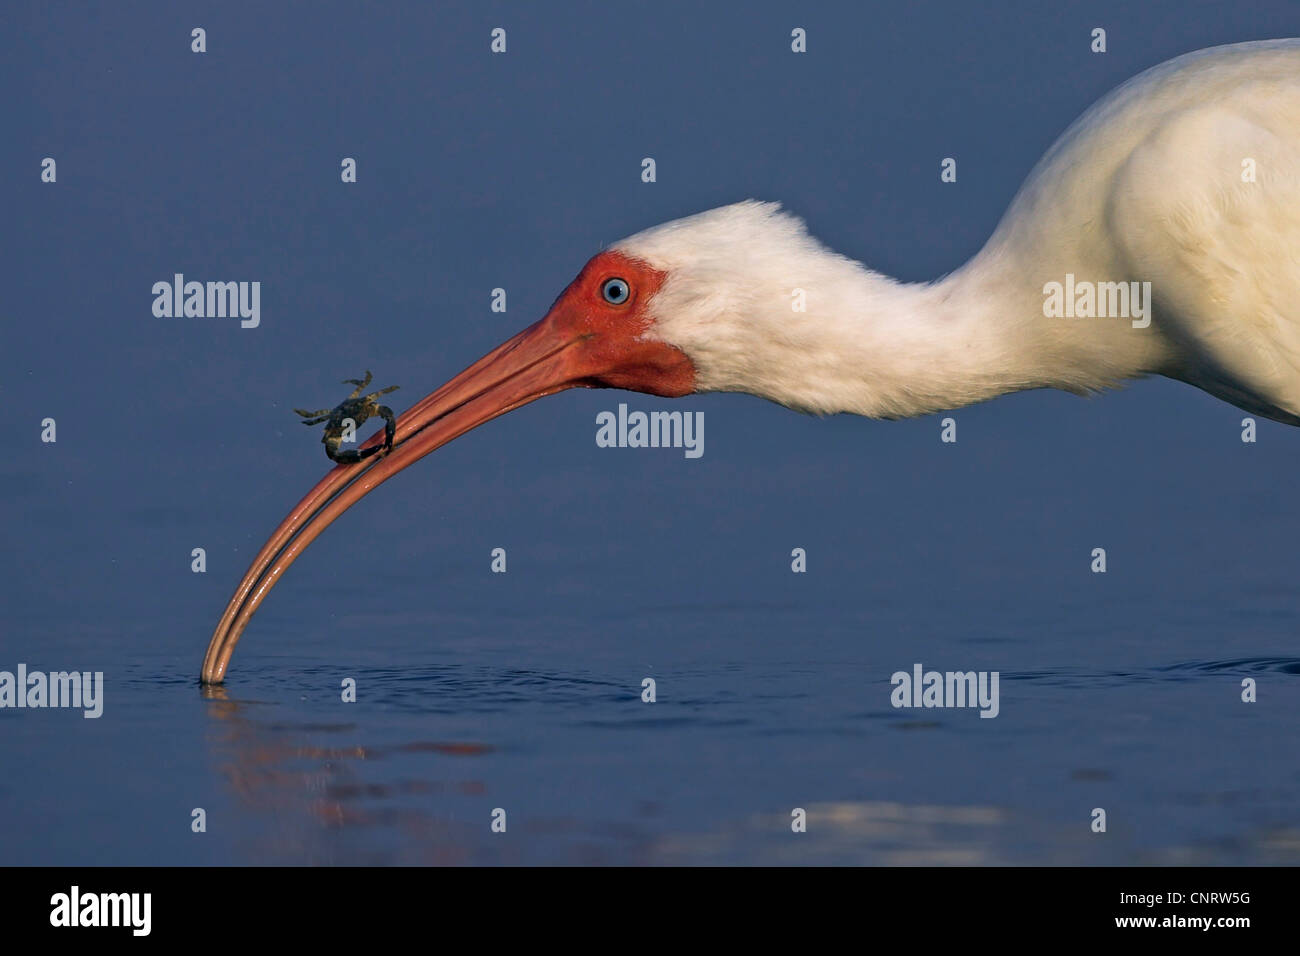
[202,39,1300,682]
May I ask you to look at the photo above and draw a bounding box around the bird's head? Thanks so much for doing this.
[418,199,837,405]
[201,200,839,681]
[490,247,697,400]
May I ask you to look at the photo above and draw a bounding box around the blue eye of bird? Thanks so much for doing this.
[602,277,630,304]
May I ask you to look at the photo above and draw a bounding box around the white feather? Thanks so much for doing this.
[615,39,1300,422]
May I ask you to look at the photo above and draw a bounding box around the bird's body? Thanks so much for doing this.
[618,38,1300,422]
[201,39,1300,682]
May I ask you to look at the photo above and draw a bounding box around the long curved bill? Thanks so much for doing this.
[200,317,584,683]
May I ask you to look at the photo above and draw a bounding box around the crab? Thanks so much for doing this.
[294,370,400,464]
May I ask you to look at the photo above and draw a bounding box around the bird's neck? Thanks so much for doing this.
[687,254,1170,420]
[624,200,1177,419]
[874,259,1176,418]
[834,265,1082,419]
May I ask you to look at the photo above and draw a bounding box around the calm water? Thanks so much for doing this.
[5,386,1300,865]
[3,1,1300,865]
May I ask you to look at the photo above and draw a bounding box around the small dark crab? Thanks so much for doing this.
[294,370,400,464]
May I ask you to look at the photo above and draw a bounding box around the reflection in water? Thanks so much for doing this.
[197,656,1300,865]
[203,687,1040,864]
[201,684,496,864]
[650,801,1300,866]
[653,802,1016,866]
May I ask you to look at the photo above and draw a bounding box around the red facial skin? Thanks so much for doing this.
[201,250,696,682]
[543,251,695,396]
